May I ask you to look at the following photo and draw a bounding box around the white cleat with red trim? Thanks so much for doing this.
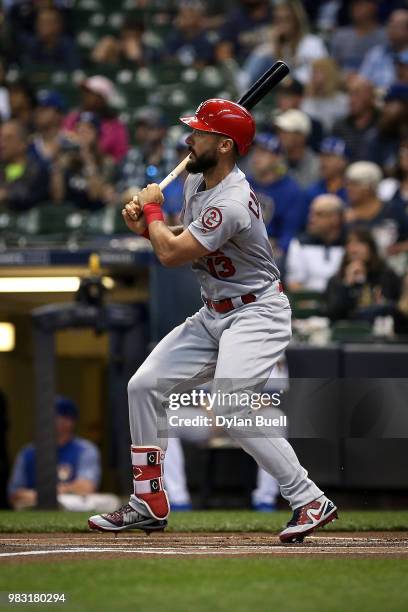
[88,503,167,534]
[279,495,338,543]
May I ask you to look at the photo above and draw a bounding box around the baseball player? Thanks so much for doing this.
[88,99,338,543]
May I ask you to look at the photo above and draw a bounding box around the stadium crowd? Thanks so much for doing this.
[1,0,408,334]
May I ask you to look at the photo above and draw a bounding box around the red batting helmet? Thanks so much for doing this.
[179,99,256,155]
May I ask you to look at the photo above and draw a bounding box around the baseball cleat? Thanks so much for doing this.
[279,495,338,543]
[88,503,167,535]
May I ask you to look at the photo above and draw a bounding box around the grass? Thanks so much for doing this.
[1,511,407,612]
[1,558,408,612]
[0,509,408,533]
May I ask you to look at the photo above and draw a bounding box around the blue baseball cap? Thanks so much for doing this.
[394,50,408,65]
[319,136,350,159]
[56,396,78,420]
[384,83,408,102]
[254,132,282,154]
[37,89,65,112]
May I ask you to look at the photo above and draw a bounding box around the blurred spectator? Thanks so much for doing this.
[216,0,272,63]
[301,58,349,132]
[63,76,129,163]
[274,109,320,188]
[332,75,379,162]
[325,227,401,321]
[91,17,161,67]
[165,1,215,67]
[247,133,304,254]
[242,0,327,86]
[391,272,408,334]
[286,194,345,292]
[0,390,10,509]
[116,107,176,197]
[162,135,189,225]
[0,59,10,122]
[275,78,324,151]
[379,136,408,204]
[20,6,80,70]
[51,112,115,211]
[0,119,49,211]
[302,137,349,227]
[394,49,408,84]
[7,80,36,132]
[331,0,386,73]
[31,90,66,168]
[8,396,119,512]
[360,8,408,88]
[345,161,408,253]
[371,83,408,171]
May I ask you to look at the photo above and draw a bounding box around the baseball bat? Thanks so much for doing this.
[130,61,289,213]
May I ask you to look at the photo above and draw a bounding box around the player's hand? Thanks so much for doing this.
[122,199,147,235]
[137,183,164,208]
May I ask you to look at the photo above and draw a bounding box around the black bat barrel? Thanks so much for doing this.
[237,61,290,110]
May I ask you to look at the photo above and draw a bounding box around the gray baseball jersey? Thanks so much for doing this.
[180,166,280,300]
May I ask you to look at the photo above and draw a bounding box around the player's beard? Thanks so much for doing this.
[186,150,218,174]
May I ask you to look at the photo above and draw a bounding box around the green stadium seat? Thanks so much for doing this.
[85,206,127,236]
[331,321,373,343]
[18,202,82,244]
[287,290,325,319]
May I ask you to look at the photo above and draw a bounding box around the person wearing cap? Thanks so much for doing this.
[89,98,338,541]
[274,109,320,188]
[8,397,102,510]
[51,111,115,210]
[275,78,324,152]
[302,137,349,228]
[359,8,408,88]
[30,90,66,168]
[330,0,386,73]
[345,161,408,253]
[20,6,80,70]
[247,132,305,254]
[286,194,346,292]
[332,74,379,162]
[116,108,177,204]
[62,76,129,164]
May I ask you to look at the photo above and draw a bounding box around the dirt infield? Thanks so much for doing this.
[1,531,408,561]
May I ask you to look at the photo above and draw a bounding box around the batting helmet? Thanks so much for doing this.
[179,99,256,155]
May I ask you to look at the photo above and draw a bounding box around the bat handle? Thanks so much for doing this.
[130,154,190,218]
[159,154,190,190]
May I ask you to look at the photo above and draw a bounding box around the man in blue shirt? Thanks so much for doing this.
[247,133,305,256]
[302,137,349,228]
[8,397,101,510]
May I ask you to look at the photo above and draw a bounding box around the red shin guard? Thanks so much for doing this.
[131,445,169,520]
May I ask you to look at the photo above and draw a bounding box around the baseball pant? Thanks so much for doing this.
[128,282,323,511]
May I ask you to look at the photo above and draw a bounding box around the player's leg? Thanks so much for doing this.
[214,287,337,541]
[88,309,218,532]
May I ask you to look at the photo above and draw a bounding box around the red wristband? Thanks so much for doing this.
[144,202,164,226]
[142,227,150,240]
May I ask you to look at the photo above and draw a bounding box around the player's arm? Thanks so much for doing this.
[125,184,210,267]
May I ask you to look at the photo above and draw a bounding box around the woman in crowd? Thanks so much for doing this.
[325,228,401,321]
[50,112,114,211]
[301,57,349,132]
[242,0,327,88]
